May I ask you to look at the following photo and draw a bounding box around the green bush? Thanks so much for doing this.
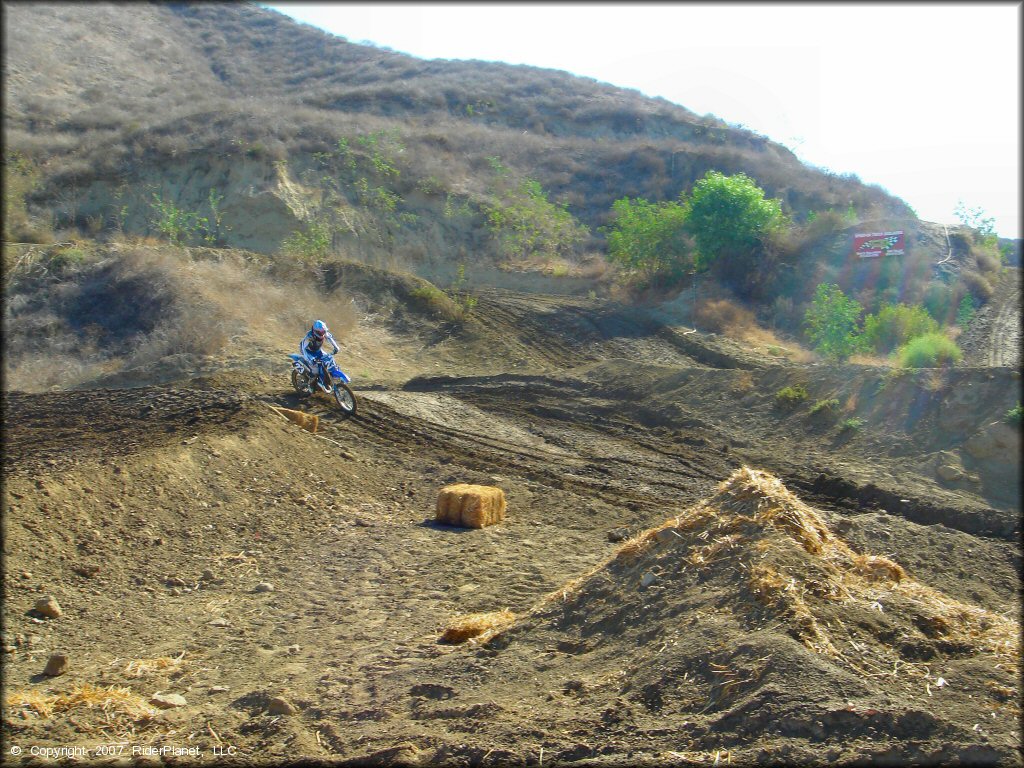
[897,332,962,368]
[803,283,863,361]
[1006,403,1022,426]
[681,171,784,270]
[775,384,809,409]
[46,246,89,274]
[282,220,332,263]
[603,196,689,278]
[409,283,465,323]
[839,417,865,432]
[956,295,976,330]
[484,161,588,263]
[861,303,939,354]
[809,398,840,415]
[921,281,955,324]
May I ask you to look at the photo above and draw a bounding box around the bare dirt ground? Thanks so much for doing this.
[2,281,1021,766]
[959,268,1022,369]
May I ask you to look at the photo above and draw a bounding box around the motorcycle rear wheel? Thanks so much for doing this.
[332,383,357,417]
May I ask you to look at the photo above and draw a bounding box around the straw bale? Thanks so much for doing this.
[272,407,319,434]
[440,609,516,644]
[436,484,506,528]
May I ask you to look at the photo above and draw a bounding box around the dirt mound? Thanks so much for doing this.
[349,469,1019,765]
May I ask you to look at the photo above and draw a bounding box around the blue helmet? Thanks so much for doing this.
[311,320,328,340]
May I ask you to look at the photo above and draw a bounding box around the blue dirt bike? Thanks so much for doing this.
[288,353,357,416]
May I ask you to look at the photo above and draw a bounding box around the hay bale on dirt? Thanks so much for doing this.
[271,407,318,434]
[436,483,506,528]
[440,609,516,644]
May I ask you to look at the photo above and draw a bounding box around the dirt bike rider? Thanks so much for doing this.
[299,320,340,393]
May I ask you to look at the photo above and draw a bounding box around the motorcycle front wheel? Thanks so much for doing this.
[291,369,312,396]
[332,382,357,417]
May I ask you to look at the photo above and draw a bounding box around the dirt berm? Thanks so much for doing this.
[1,285,1020,765]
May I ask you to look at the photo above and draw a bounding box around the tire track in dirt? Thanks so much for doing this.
[985,269,1020,366]
[959,267,1020,368]
[267,375,737,530]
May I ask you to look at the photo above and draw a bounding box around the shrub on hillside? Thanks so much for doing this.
[861,303,939,355]
[1006,403,1022,427]
[897,332,962,368]
[3,151,54,243]
[921,281,956,324]
[803,283,863,361]
[603,196,689,279]
[960,269,995,302]
[775,384,808,409]
[681,170,785,271]
[809,398,840,416]
[693,298,757,334]
[956,295,977,330]
[408,282,466,323]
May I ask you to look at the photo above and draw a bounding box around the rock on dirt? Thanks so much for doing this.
[43,653,68,676]
[267,696,297,715]
[150,692,187,708]
[33,596,62,618]
[254,582,275,593]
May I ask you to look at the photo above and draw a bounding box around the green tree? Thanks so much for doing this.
[681,171,784,270]
[861,303,939,354]
[603,197,689,278]
[954,201,996,239]
[804,283,863,361]
[484,175,588,262]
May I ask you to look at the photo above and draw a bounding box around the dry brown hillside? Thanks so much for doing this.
[3,1,912,262]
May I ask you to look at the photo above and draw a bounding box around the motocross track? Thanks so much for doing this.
[2,275,1021,766]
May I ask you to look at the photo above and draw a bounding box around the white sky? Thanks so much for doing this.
[265,3,1021,238]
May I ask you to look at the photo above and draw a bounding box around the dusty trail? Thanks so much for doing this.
[959,267,1021,368]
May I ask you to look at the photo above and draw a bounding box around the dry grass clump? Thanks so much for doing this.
[123,653,186,678]
[440,609,516,645]
[748,563,841,656]
[850,554,906,583]
[693,298,758,335]
[693,298,812,362]
[3,684,158,736]
[270,406,319,434]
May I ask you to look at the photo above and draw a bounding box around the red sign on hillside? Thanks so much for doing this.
[854,231,905,258]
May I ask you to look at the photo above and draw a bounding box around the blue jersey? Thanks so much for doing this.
[300,329,339,359]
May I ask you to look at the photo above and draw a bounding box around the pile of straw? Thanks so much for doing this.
[440,609,516,645]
